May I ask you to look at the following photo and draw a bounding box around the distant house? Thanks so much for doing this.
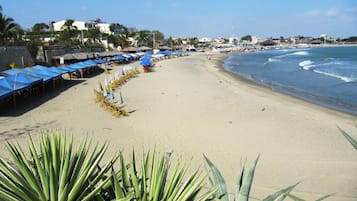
[260,40,276,46]
[0,46,34,71]
[52,20,112,34]
[311,39,323,45]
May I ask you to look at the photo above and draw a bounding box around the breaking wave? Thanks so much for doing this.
[299,60,314,70]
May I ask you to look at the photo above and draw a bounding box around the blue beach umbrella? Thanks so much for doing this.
[6,73,42,87]
[140,58,152,66]
[0,78,14,99]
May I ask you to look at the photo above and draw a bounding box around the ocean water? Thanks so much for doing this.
[223,46,357,115]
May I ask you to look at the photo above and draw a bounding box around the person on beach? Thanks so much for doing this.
[206,52,211,60]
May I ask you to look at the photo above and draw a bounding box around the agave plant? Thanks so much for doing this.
[106,150,217,201]
[0,133,118,201]
[204,154,331,201]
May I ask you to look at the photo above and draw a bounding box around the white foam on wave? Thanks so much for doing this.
[299,60,314,70]
[277,51,309,58]
[291,51,309,56]
[313,70,357,82]
[268,58,279,62]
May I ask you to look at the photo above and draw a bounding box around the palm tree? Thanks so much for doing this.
[109,23,127,35]
[61,19,77,31]
[58,19,79,47]
[136,30,151,47]
[0,6,19,44]
[86,27,101,43]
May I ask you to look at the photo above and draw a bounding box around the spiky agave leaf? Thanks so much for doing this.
[0,133,118,201]
[263,182,300,201]
[315,193,335,201]
[234,158,246,201]
[236,155,260,201]
[110,150,214,201]
[287,193,334,201]
[203,154,229,201]
[338,127,357,150]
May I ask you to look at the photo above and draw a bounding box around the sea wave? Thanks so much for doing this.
[291,51,309,56]
[268,58,280,62]
[313,70,357,82]
[277,51,309,58]
[299,60,314,70]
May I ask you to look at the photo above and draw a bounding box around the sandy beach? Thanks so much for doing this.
[0,52,357,200]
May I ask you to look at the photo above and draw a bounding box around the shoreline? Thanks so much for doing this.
[0,52,357,200]
[213,51,357,119]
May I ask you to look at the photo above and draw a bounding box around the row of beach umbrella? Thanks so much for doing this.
[0,50,184,106]
[0,59,104,103]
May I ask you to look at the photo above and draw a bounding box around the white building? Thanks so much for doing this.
[52,20,112,34]
[228,37,239,44]
[97,23,111,34]
[199,37,212,43]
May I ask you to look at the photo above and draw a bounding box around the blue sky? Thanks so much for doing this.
[1,0,356,38]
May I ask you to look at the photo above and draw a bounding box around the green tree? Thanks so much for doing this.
[166,36,174,47]
[136,30,151,47]
[32,22,49,33]
[126,27,137,37]
[108,34,130,48]
[151,30,164,48]
[0,5,20,44]
[241,35,252,42]
[85,27,101,43]
[61,19,77,32]
[188,37,198,46]
[109,23,127,35]
[57,19,79,47]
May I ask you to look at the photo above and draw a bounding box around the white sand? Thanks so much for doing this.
[0,52,357,200]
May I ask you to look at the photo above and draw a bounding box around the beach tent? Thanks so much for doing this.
[1,68,24,76]
[0,78,13,99]
[172,50,183,55]
[5,73,42,87]
[49,66,68,75]
[32,65,62,78]
[21,68,54,83]
[57,65,77,73]
[135,52,146,57]
[140,55,152,61]
[2,73,41,108]
[67,63,86,70]
[95,58,106,64]
[158,50,171,56]
[140,58,152,66]
[112,55,126,61]
[82,59,97,67]
[122,54,133,61]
